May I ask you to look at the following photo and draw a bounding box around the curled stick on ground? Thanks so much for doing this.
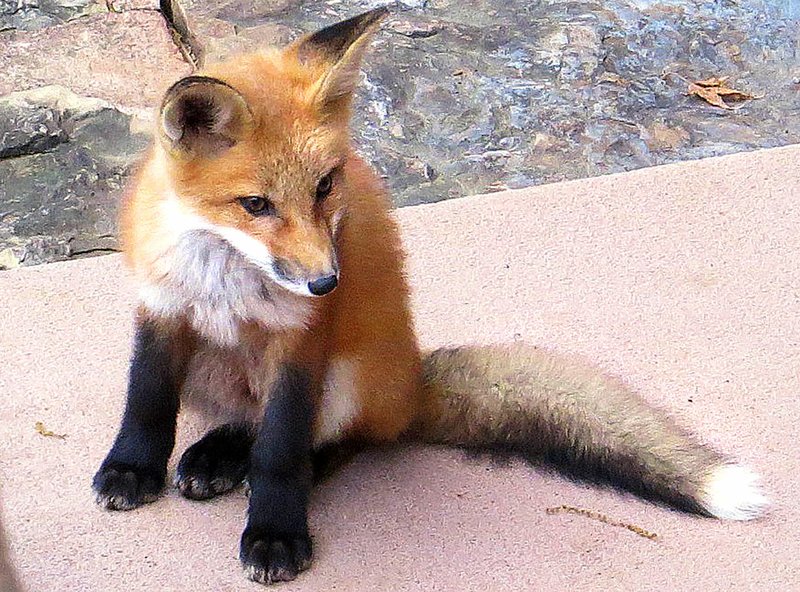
[546,505,659,541]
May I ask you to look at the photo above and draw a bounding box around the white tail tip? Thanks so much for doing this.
[700,464,769,520]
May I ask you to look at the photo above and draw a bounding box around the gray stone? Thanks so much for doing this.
[0,11,191,109]
[181,0,800,206]
[0,86,151,269]
[0,0,104,31]
[106,0,159,11]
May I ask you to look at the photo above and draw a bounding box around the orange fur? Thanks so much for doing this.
[123,36,422,445]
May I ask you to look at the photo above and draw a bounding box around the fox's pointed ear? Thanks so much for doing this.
[159,76,253,158]
[290,7,389,113]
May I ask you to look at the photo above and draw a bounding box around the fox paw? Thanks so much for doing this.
[240,527,313,584]
[176,430,250,500]
[93,462,164,511]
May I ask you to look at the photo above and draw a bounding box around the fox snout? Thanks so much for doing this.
[307,274,338,296]
[272,256,339,297]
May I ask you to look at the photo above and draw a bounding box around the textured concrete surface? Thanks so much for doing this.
[1,145,798,590]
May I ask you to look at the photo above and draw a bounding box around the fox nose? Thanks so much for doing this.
[307,274,338,296]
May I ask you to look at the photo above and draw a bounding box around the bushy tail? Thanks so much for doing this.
[408,344,767,520]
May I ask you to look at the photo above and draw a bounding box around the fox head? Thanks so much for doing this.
[152,7,388,298]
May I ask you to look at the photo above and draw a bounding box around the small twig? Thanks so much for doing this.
[34,421,67,440]
[159,0,204,69]
[69,247,121,257]
[546,505,659,541]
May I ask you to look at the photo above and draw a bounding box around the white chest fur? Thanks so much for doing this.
[314,359,361,447]
[140,230,313,347]
[137,197,313,347]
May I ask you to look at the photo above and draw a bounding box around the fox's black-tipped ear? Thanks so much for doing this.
[291,7,389,113]
[159,76,253,158]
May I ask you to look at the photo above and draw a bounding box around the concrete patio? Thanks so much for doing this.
[0,145,797,590]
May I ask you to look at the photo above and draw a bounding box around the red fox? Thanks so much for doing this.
[93,6,767,585]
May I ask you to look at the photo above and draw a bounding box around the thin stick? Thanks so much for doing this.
[546,505,659,541]
[34,422,67,441]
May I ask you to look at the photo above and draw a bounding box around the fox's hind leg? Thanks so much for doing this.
[311,440,366,484]
[176,423,255,500]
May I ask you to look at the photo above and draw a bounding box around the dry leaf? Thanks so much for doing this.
[693,76,730,87]
[34,421,67,440]
[687,77,762,110]
[714,87,760,101]
[546,504,659,541]
[688,83,736,109]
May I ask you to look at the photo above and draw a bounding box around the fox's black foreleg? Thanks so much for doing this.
[177,423,255,500]
[93,318,181,511]
[240,366,314,585]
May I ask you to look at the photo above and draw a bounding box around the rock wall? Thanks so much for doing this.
[1,0,798,267]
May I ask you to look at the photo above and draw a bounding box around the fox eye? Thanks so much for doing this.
[316,172,334,202]
[238,196,275,216]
